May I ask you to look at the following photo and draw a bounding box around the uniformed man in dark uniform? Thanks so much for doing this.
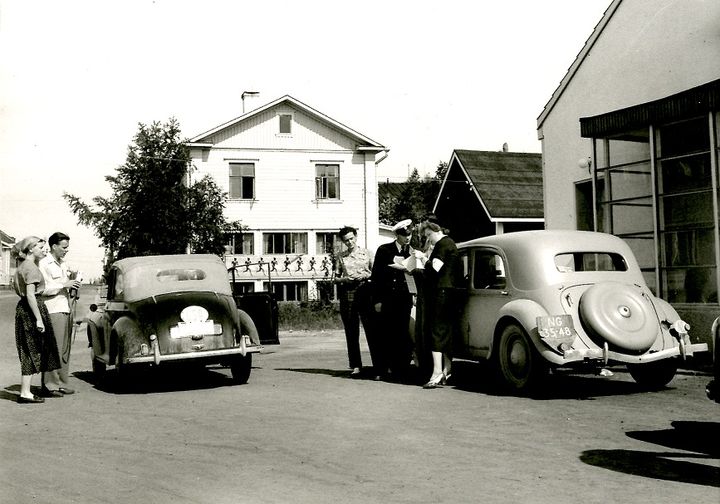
[370,219,414,381]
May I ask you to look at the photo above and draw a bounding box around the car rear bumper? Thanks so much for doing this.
[126,336,261,365]
[558,342,708,365]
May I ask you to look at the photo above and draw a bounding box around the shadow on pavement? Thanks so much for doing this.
[274,362,672,398]
[72,366,254,394]
[580,420,720,487]
[447,361,654,399]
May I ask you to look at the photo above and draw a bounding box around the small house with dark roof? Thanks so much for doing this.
[433,149,544,243]
[1,228,16,287]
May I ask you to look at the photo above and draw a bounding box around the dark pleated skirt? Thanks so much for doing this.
[15,297,61,375]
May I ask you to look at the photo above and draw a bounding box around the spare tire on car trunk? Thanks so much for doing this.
[578,282,658,353]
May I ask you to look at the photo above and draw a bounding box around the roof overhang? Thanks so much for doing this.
[580,78,720,138]
[490,217,545,223]
[188,95,386,151]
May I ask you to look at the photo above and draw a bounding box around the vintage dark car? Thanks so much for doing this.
[452,230,709,393]
[87,254,263,385]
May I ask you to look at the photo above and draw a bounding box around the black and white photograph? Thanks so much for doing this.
[0,1,718,503]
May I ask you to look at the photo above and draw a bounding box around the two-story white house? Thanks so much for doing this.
[186,95,388,301]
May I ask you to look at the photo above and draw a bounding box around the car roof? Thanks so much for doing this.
[111,254,232,301]
[457,230,645,289]
[113,254,224,271]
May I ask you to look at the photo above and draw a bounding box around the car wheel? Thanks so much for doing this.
[91,349,106,383]
[496,323,547,393]
[627,359,678,389]
[115,342,143,390]
[579,282,658,353]
[230,354,252,384]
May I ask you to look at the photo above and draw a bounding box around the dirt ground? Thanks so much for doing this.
[0,287,717,504]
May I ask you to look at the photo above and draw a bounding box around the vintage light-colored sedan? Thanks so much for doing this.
[453,230,708,392]
[87,254,261,386]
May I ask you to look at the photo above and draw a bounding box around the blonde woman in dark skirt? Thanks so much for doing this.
[12,236,61,404]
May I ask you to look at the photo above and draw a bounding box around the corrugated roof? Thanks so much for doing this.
[378,181,411,202]
[580,78,720,137]
[452,150,544,219]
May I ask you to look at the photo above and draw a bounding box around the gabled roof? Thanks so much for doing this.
[438,150,544,221]
[188,95,386,151]
[0,229,15,246]
[536,0,621,129]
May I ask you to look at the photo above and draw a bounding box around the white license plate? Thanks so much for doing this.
[170,320,221,339]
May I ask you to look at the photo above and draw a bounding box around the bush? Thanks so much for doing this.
[278,300,343,331]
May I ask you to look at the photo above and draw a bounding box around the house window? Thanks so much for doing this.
[656,117,716,303]
[316,232,340,255]
[225,232,254,255]
[590,113,719,304]
[594,133,656,291]
[232,282,255,295]
[315,164,339,199]
[279,114,292,134]
[264,281,307,301]
[229,163,255,199]
[263,232,308,254]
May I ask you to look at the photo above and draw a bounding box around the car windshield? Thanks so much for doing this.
[554,252,627,273]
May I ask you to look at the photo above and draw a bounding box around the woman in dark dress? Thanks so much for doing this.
[12,236,61,404]
[418,218,462,389]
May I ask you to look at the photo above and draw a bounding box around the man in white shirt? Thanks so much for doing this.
[39,232,81,396]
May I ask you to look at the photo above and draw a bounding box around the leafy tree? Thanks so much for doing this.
[435,160,448,181]
[379,166,442,226]
[64,118,239,269]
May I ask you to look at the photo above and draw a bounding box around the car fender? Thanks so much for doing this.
[112,316,145,364]
[237,309,260,345]
[650,295,681,323]
[492,298,550,356]
[87,320,107,361]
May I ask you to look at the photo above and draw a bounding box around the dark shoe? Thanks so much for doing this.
[440,373,453,386]
[58,387,75,395]
[373,375,382,381]
[18,395,45,404]
[39,387,64,398]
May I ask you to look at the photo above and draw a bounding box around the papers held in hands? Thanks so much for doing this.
[389,254,422,294]
[389,254,422,272]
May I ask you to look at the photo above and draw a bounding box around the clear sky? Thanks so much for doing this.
[0,0,611,279]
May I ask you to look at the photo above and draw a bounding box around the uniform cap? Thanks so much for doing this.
[392,219,413,236]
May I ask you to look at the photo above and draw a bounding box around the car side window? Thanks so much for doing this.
[473,252,506,290]
[113,272,124,300]
[458,252,470,287]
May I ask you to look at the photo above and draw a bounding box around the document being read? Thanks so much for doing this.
[389,253,423,272]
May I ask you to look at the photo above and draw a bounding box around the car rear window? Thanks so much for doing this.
[554,253,627,272]
[156,268,207,282]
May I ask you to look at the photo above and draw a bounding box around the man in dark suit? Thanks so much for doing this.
[370,219,414,381]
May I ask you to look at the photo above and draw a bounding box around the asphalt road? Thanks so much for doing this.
[0,287,718,504]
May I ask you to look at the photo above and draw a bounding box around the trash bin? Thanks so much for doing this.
[234,291,280,345]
